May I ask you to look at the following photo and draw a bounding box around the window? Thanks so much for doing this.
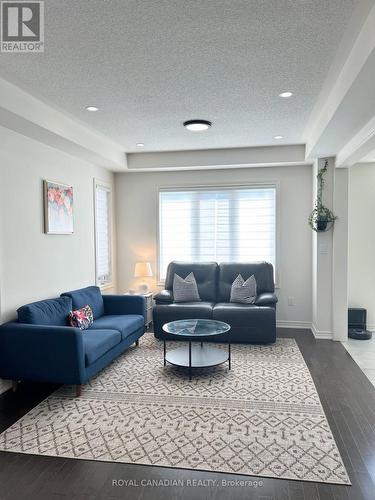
[94,180,112,287]
[158,185,276,281]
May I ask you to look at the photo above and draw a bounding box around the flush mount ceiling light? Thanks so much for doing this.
[85,105,99,112]
[274,135,284,140]
[136,143,145,147]
[183,119,212,132]
[279,91,293,98]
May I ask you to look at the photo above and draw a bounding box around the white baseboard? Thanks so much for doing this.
[311,323,333,340]
[276,320,312,330]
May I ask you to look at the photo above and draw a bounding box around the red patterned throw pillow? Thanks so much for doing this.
[68,304,94,330]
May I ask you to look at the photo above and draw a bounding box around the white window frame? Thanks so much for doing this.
[157,181,280,287]
[94,179,113,289]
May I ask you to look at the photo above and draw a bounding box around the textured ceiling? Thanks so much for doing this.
[0,0,358,152]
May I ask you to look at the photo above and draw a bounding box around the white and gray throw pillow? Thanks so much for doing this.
[173,272,201,303]
[230,274,257,304]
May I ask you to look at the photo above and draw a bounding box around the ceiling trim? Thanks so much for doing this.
[0,78,126,170]
[127,144,306,171]
[122,161,312,174]
[336,114,375,167]
[304,2,375,159]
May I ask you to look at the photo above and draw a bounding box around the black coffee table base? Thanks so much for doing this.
[164,340,231,380]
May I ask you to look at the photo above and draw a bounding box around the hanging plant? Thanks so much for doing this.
[308,160,337,232]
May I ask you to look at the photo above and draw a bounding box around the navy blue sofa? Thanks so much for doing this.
[0,286,145,396]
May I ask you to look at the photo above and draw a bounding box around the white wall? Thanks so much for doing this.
[0,126,115,323]
[348,162,375,329]
[332,167,349,341]
[115,165,313,326]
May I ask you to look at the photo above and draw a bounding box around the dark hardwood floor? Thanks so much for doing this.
[1,329,375,500]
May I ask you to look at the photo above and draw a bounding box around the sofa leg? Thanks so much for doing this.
[75,385,82,397]
[12,380,18,393]
[135,339,139,347]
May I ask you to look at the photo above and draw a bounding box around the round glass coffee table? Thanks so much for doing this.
[162,319,231,380]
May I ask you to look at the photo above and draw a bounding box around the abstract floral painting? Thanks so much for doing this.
[44,180,74,234]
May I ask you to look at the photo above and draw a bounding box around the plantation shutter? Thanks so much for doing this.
[95,182,112,285]
[159,186,276,280]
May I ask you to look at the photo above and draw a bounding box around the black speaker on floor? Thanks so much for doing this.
[348,308,372,340]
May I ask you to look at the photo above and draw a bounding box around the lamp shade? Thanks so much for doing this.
[134,262,153,278]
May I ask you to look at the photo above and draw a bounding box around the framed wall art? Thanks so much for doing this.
[44,180,74,234]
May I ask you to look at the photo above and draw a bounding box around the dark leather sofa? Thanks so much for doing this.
[153,261,277,343]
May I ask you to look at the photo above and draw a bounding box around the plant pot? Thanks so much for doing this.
[316,220,328,231]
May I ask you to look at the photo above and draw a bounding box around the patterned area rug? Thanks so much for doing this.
[0,334,350,484]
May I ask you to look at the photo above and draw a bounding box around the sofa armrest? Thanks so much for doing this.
[102,294,146,318]
[0,322,85,384]
[254,293,278,306]
[154,289,174,305]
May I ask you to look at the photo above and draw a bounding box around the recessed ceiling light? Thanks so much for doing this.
[85,106,99,112]
[136,143,145,147]
[183,119,212,132]
[274,135,284,140]
[279,91,293,98]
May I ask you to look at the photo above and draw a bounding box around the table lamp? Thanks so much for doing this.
[134,262,152,294]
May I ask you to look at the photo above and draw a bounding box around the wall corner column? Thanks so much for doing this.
[311,157,349,341]
[312,157,334,339]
